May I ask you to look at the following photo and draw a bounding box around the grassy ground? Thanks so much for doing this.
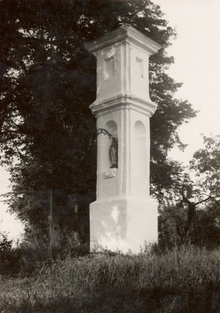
[1,246,220,312]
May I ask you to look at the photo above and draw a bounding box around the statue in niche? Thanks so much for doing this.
[109,137,118,168]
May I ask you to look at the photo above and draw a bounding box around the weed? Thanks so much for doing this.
[1,246,220,312]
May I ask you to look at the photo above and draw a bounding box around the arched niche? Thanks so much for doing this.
[132,120,147,196]
[106,120,118,138]
[105,120,118,169]
[134,120,146,139]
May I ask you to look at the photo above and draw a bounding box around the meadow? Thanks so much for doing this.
[1,245,220,312]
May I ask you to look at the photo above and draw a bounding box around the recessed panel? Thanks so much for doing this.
[104,57,114,80]
[136,57,144,78]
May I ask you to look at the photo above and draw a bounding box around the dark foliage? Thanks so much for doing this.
[0,0,196,238]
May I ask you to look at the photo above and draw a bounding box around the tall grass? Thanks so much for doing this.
[1,246,220,312]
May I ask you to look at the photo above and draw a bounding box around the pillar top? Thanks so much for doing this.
[85,24,161,55]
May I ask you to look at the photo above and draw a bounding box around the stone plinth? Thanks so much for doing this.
[85,25,161,253]
[90,197,158,253]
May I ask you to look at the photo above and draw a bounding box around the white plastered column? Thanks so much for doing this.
[85,25,161,253]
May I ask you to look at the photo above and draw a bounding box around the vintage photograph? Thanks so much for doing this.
[0,0,220,312]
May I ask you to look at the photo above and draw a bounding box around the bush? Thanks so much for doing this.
[0,233,20,275]
[0,231,89,277]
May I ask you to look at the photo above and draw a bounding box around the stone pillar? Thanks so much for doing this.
[85,25,161,253]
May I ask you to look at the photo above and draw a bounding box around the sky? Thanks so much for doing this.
[1,0,220,240]
[155,0,220,161]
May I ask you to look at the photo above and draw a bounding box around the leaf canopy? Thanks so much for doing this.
[0,0,196,233]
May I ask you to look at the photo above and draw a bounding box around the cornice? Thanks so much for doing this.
[90,94,157,117]
[85,25,162,55]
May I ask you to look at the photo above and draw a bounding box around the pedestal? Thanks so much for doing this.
[90,197,158,253]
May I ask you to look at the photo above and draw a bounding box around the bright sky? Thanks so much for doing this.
[155,0,220,162]
[1,0,220,240]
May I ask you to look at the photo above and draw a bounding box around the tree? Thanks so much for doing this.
[0,0,196,239]
[190,135,220,198]
[159,200,220,249]
[159,135,220,248]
